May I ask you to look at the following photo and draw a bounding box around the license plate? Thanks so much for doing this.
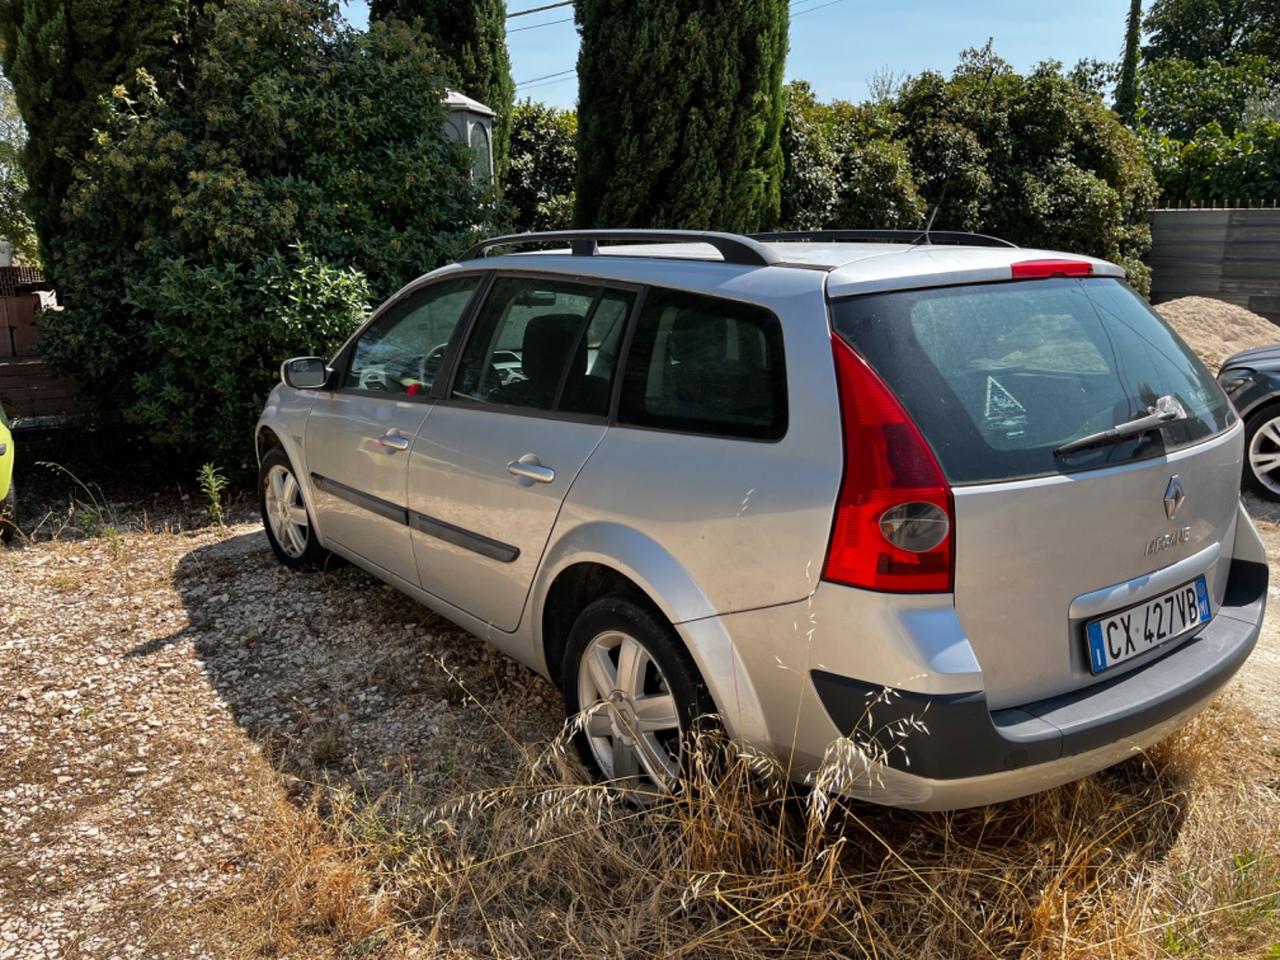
[1085,576,1210,674]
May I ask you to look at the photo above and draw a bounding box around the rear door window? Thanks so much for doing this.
[618,288,787,440]
[831,278,1232,484]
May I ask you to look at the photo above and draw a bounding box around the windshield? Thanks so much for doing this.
[830,278,1234,485]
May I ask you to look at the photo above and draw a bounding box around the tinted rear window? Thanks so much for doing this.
[618,288,787,440]
[831,278,1233,484]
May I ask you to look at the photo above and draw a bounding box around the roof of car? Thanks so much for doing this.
[455,236,1127,299]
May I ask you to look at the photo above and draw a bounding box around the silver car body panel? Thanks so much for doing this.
[253,238,1264,809]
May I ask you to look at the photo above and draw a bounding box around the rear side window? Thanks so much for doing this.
[831,277,1233,484]
[619,288,787,440]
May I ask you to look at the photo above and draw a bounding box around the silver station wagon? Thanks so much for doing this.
[255,229,1266,810]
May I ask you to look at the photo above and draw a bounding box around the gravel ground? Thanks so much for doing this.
[0,507,563,959]
[2,479,1279,957]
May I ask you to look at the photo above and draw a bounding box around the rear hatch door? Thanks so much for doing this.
[832,276,1240,709]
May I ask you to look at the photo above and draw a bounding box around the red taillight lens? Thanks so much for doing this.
[1010,259,1093,280]
[824,336,954,592]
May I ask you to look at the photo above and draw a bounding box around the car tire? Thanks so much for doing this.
[561,596,717,795]
[0,483,15,544]
[259,447,330,571]
[1243,405,1280,501]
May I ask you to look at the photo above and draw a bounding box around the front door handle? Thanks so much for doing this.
[507,453,555,484]
[377,431,411,453]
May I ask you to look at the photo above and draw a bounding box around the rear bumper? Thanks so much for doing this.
[812,557,1265,794]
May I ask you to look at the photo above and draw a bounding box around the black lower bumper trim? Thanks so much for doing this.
[812,558,1266,780]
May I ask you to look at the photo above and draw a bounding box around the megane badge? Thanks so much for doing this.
[1164,475,1186,520]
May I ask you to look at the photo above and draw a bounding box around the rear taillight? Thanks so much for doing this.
[1010,259,1093,280]
[824,336,954,593]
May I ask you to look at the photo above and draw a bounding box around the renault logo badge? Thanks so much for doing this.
[1164,475,1186,520]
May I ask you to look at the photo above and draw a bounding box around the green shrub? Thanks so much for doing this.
[369,0,514,181]
[779,82,925,231]
[892,54,1158,291]
[1148,119,1280,202]
[504,100,577,231]
[1140,55,1278,139]
[42,0,485,468]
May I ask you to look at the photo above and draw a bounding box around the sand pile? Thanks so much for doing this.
[1155,296,1279,371]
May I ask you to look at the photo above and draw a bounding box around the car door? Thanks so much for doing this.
[306,274,482,585]
[407,274,636,631]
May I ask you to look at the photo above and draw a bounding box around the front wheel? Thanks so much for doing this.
[1244,406,1280,501]
[562,597,716,796]
[259,448,330,570]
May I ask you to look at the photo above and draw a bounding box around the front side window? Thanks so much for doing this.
[452,277,631,417]
[618,288,787,440]
[831,277,1233,483]
[345,276,480,396]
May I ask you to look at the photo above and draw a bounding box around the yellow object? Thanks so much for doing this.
[0,402,13,506]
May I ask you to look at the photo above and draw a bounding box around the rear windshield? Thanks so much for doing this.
[830,278,1233,485]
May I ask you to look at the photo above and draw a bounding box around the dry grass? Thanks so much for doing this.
[210,695,1280,960]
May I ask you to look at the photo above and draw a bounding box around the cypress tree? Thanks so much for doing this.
[574,0,789,232]
[0,0,185,269]
[369,0,514,179]
[1115,0,1142,125]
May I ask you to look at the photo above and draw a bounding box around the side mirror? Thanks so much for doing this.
[282,357,330,390]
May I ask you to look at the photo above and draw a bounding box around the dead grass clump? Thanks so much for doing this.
[226,696,1279,959]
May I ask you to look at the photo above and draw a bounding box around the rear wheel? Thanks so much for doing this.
[1244,406,1280,501]
[562,596,716,796]
[259,448,330,570]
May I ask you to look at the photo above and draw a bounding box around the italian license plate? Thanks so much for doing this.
[1085,576,1210,675]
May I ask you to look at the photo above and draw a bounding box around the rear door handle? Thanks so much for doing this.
[377,431,411,453]
[507,453,555,484]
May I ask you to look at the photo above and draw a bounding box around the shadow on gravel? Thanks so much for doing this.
[147,533,1201,856]
[133,529,564,803]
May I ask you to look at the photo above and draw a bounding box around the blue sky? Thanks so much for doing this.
[340,0,1131,108]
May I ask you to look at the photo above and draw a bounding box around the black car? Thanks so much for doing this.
[1218,344,1280,500]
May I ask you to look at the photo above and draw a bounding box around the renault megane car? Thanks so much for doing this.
[254,229,1265,810]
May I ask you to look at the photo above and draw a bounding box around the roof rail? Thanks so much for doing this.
[457,229,783,267]
[750,229,1017,249]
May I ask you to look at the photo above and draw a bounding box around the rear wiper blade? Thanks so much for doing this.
[1054,394,1189,458]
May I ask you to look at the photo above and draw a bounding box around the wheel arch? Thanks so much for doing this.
[531,521,766,741]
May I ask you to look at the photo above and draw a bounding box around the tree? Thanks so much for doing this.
[504,100,576,231]
[892,55,1158,292]
[780,82,924,231]
[369,0,514,180]
[1115,0,1143,124]
[1140,54,1277,138]
[0,75,36,264]
[574,0,789,232]
[41,0,486,466]
[0,0,185,269]
[1143,0,1280,64]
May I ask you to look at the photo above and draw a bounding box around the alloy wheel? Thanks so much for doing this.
[264,464,310,558]
[1249,416,1280,496]
[576,629,683,792]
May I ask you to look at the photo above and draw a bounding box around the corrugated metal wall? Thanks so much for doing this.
[1148,208,1280,324]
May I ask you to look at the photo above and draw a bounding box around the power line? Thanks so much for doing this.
[515,67,577,87]
[518,72,578,91]
[510,14,574,32]
[791,0,848,17]
[507,0,573,18]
